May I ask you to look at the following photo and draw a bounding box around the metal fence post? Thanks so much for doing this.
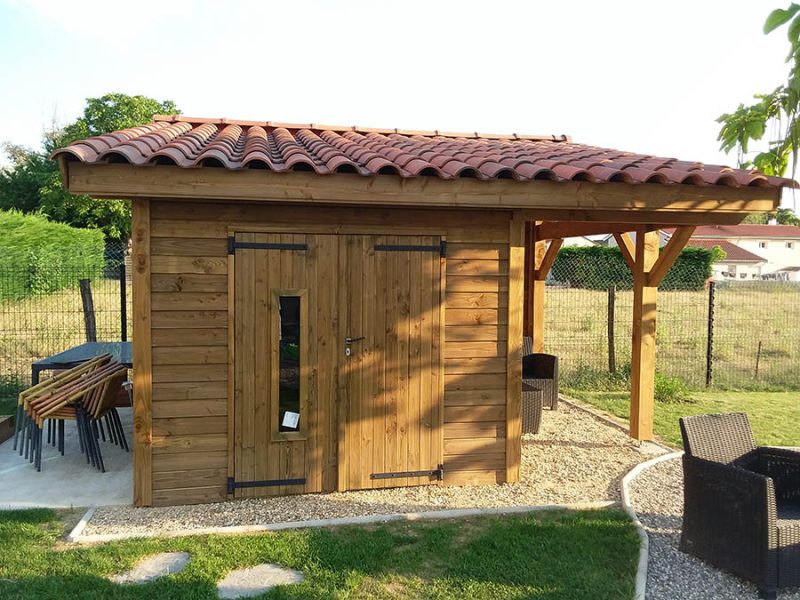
[607,284,616,373]
[705,280,715,387]
[119,262,127,342]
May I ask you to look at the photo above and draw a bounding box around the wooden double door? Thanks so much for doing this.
[232,232,443,498]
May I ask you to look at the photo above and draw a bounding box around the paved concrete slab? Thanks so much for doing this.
[217,564,304,598]
[0,408,132,509]
[111,551,190,584]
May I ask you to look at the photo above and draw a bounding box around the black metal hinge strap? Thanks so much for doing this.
[370,464,444,481]
[227,477,306,493]
[374,241,447,257]
[228,237,308,254]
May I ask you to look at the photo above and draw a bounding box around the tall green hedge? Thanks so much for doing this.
[0,210,105,301]
[549,245,720,291]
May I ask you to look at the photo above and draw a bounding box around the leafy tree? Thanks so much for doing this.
[777,206,800,224]
[0,93,179,240]
[717,5,800,177]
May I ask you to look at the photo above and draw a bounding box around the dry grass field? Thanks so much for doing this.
[546,284,800,391]
[0,278,797,415]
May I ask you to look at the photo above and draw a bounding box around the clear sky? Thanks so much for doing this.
[0,0,793,203]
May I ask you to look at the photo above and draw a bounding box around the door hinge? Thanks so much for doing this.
[370,464,444,481]
[228,237,308,254]
[227,477,306,493]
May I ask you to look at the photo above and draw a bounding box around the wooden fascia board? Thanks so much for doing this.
[647,226,696,287]
[534,239,563,280]
[66,163,780,215]
[518,209,751,226]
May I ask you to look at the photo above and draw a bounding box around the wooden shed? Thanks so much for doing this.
[54,116,791,506]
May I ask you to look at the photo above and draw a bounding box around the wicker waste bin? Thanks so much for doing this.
[522,382,543,434]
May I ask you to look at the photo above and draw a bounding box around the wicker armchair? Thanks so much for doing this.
[679,412,800,599]
[522,337,559,410]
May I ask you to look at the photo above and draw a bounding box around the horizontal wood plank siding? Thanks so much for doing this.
[148,201,512,502]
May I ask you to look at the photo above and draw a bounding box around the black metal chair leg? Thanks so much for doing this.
[36,426,43,472]
[18,413,28,456]
[90,419,106,473]
[58,420,65,456]
[98,419,106,442]
[105,414,117,446]
[112,409,129,452]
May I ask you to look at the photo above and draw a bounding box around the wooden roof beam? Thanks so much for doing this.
[535,221,642,240]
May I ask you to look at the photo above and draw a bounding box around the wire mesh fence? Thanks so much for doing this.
[545,255,800,391]
[0,244,798,409]
[0,242,130,408]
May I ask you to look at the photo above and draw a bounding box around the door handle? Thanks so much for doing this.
[345,336,365,344]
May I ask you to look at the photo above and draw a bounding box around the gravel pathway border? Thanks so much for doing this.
[68,500,617,544]
[620,451,683,600]
[623,449,800,600]
[66,504,96,543]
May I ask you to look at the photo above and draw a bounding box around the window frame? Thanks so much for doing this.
[271,288,308,442]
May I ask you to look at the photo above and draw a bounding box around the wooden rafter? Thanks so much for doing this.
[534,239,563,280]
[614,232,636,271]
[648,226,696,287]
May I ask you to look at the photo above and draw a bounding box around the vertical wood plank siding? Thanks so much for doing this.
[146,201,513,505]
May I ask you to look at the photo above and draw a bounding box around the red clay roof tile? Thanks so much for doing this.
[51,115,797,190]
[686,239,766,262]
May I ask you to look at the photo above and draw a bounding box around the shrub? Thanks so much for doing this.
[654,373,693,404]
[0,210,105,301]
[550,245,717,291]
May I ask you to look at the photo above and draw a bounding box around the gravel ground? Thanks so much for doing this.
[85,402,649,536]
[629,456,800,600]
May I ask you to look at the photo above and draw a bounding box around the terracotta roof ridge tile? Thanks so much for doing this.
[152,114,570,142]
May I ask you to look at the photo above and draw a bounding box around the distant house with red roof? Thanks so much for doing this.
[688,224,800,281]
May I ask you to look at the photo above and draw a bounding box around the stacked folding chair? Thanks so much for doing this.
[13,354,129,472]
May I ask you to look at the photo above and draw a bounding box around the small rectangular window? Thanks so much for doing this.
[272,290,307,440]
[787,242,795,249]
[759,241,768,249]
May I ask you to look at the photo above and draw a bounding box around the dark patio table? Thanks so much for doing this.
[30,341,132,385]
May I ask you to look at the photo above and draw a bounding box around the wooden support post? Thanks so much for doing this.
[523,222,534,337]
[630,229,659,441]
[506,214,526,483]
[531,232,547,353]
[131,199,153,506]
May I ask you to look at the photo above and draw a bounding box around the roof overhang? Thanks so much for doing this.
[60,161,781,226]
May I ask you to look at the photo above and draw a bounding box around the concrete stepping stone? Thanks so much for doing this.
[110,551,190,584]
[217,563,304,598]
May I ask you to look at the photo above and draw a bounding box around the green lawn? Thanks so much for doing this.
[0,508,637,600]
[568,389,800,448]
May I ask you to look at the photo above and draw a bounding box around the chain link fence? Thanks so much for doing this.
[546,255,800,391]
[0,242,130,410]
